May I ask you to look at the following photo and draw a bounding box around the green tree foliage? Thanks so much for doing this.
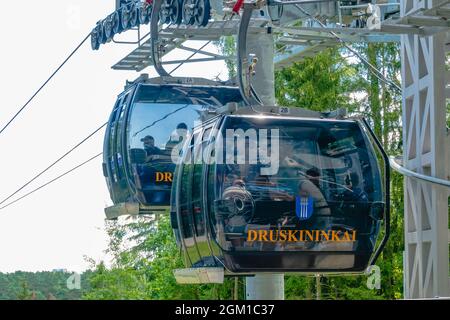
[275,47,358,112]
[216,36,237,79]
[0,271,91,300]
[82,263,151,300]
[84,216,242,300]
[16,282,32,300]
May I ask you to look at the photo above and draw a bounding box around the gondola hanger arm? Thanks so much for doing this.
[150,0,170,77]
[236,0,266,106]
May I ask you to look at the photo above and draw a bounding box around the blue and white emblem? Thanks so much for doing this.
[295,196,314,220]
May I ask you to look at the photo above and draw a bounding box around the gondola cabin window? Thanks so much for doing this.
[212,117,382,257]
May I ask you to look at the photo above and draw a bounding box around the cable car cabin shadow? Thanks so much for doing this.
[102,75,245,219]
[171,108,389,278]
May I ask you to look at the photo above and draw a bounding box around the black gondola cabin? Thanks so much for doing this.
[103,76,244,218]
[171,110,388,274]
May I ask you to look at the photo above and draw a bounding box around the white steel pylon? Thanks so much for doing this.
[400,0,450,298]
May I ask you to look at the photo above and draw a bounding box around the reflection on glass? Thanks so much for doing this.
[128,85,243,206]
[213,117,382,256]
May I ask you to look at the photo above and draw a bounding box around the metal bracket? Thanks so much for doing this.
[390,157,450,188]
[112,25,148,45]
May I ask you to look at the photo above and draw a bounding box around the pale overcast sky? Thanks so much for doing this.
[0,1,227,273]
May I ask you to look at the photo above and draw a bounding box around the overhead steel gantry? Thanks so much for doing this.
[92,0,450,299]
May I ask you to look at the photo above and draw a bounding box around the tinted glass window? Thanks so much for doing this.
[106,99,121,183]
[109,94,132,203]
[126,84,242,206]
[170,157,182,245]
[192,128,212,237]
[116,93,129,180]
[207,134,218,236]
[104,99,121,202]
[180,151,193,239]
[213,117,383,253]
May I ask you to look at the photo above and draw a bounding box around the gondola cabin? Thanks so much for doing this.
[102,76,244,218]
[171,106,389,282]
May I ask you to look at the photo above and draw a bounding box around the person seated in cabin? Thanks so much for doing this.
[165,122,189,156]
[223,164,246,188]
[342,172,368,203]
[277,141,303,194]
[341,172,369,216]
[141,135,162,162]
[298,167,331,216]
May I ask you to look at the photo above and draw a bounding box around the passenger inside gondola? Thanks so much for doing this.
[339,171,370,218]
[343,172,368,203]
[165,122,189,156]
[141,135,162,161]
[298,167,331,216]
[131,133,176,204]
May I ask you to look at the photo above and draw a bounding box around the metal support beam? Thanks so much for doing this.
[244,7,283,300]
[401,0,450,299]
[246,274,285,300]
[246,24,275,105]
